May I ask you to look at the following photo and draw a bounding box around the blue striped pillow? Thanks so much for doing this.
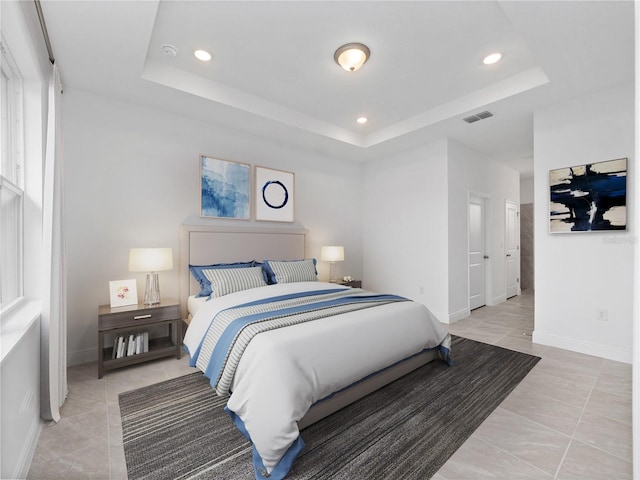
[264,259,318,284]
[202,266,267,299]
[190,262,256,297]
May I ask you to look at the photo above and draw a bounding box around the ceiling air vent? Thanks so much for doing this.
[463,111,494,124]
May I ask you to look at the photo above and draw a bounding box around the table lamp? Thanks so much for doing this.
[128,247,173,305]
[321,246,344,283]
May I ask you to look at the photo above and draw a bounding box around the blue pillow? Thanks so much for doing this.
[189,262,256,297]
[262,259,317,284]
[260,261,276,284]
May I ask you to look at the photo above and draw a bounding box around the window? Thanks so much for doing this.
[0,39,24,313]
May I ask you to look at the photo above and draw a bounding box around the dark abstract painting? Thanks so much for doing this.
[200,155,250,219]
[549,158,627,233]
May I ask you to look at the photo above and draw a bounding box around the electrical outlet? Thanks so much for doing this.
[597,309,608,322]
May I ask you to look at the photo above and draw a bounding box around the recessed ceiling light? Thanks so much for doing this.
[194,49,212,62]
[483,52,502,65]
[357,117,368,124]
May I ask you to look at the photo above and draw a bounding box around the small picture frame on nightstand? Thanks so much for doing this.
[109,279,138,308]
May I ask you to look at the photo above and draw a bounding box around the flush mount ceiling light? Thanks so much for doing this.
[194,49,212,62]
[483,52,502,65]
[356,116,368,124]
[334,43,370,72]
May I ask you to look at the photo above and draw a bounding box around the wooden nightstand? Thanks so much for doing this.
[98,300,181,378]
[337,280,362,288]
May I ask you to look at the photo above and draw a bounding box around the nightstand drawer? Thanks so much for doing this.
[99,303,179,329]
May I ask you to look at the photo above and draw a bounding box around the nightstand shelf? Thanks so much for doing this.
[337,280,362,288]
[101,337,177,371]
[98,301,181,378]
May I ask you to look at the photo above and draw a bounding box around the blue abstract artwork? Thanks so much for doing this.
[549,157,627,233]
[201,156,250,219]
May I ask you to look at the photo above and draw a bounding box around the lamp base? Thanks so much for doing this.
[143,272,161,305]
[329,262,337,283]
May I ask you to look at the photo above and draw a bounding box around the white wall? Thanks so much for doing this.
[361,137,519,323]
[1,320,41,479]
[362,139,450,321]
[631,2,640,468]
[447,139,520,319]
[63,89,364,365]
[533,82,635,363]
[520,177,534,204]
[634,3,640,468]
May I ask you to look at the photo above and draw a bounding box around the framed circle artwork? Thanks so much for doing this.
[255,166,294,222]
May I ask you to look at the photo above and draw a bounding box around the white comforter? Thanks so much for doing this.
[183,281,450,479]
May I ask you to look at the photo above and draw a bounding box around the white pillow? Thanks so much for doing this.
[202,266,267,298]
[265,259,318,284]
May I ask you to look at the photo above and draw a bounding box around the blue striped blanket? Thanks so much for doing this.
[190,288,410,396]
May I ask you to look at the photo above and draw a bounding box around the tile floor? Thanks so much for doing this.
[27,291,632,479]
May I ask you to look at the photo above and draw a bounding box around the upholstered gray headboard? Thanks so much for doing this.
[178,225,308,319]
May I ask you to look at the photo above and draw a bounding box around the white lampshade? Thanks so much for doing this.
[321,246,344,262]
[128,248,173,272]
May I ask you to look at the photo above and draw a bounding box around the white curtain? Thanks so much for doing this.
[41,63,67,422]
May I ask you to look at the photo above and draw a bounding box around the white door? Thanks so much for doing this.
[505,201,519,299]
[469,196,486,310]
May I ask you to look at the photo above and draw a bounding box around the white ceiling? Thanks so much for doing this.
[39,1,635,177]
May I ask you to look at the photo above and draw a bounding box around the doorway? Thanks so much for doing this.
[505,201,520,299]
[469,195,487,310]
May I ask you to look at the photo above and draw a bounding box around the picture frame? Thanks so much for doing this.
[109,279,138,308]
[200,155,251,220]
[549,157,627,233]
[255,166,295,222]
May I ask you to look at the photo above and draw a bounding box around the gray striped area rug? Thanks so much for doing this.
[119,336,540,479]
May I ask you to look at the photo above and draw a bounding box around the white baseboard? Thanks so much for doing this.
[431,310,450,324]
[448,308,470,324]
[13,417,42,480]
[67,347,97,367]
[488,294,507,306]
[533,331,632,364]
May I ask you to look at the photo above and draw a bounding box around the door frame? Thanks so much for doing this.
[468,192,492,310]
[505,200,521,299]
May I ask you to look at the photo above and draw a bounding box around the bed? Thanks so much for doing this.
[179,225,451,480]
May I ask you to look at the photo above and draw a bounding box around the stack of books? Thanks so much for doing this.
[112,331,149,359]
